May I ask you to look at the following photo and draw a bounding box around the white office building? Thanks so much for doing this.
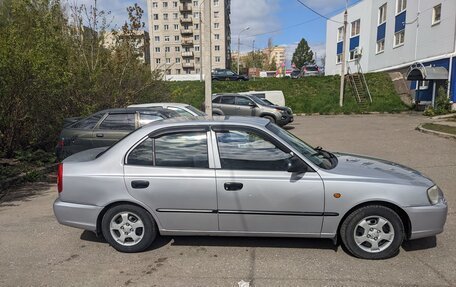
[325,0,456,106]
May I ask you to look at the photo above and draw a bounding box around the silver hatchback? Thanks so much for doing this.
[53,117,447,259]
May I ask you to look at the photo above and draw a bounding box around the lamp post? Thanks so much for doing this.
[237,27,250,74]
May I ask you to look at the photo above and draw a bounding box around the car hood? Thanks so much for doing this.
[324,153,434,187]
[63,147,109,163]
[267,105,292,113]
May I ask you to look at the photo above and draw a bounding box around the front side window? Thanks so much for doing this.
[216,129,291,171]
[155,132,208,168]
[236,97,254,106]
[98,113,135,130]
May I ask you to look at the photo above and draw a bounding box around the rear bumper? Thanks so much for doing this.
[53,198,103,231]
[404,201,448,240]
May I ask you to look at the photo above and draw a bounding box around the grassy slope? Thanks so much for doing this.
[165,72,408,114]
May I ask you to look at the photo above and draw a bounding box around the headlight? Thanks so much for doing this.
[427,185,443,205]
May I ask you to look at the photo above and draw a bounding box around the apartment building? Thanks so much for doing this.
[103,30,151,64]
[325,0,456,106]
[146,0,231,79]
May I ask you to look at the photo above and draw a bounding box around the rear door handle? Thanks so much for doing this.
[224,182,243,191]
[131,180,149,189]
[96,133,104,138]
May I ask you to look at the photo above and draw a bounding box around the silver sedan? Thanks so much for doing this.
[53,117,447,259]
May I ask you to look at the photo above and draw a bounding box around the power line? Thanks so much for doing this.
[295,0,343,24]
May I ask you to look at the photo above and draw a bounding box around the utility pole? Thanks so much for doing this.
[203,0,212,116]
[339,6,348,107]
[199,1,204,82]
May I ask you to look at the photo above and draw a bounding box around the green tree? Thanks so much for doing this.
[265,56,278,71]
[291,38,314,69]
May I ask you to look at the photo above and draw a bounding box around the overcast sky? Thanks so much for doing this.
[69,0,359,66]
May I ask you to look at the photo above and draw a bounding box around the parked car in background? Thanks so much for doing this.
[128,103,206,117]
[290,69,302,79]
[302,64,321,76]
[212,69,249,81]
[56,108,179,160]
[211,93,293,126]
[54,116,447,259]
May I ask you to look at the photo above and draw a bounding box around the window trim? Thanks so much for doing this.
[378,3,387,26]
[395,0,406,15]
[376,39,385,54]
[432,4,442,26]
[350,19,361,38]
[393,30,405,48]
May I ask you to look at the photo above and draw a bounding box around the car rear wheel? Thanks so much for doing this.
[102,204,157,253]
[263,115,276,124]
[340,205,404,260]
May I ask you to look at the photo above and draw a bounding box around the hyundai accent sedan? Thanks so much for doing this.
[53,117,447,259]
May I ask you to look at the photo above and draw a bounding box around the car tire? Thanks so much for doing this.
[102,204,157,253]
[340,205,404,260]
[263,115,276,124]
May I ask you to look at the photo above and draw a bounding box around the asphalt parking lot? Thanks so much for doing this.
[1,114,455,287]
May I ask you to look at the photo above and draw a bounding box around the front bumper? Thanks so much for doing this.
[404,201,448,240]
[276,113,294,126]
[53,198,103,231]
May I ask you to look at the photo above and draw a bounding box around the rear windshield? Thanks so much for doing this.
[186,105,206,116]
[70,113,104,129]
[305,66,318,71]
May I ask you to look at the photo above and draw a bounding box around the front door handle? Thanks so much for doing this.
[131,180,149,189]
[96,133,104,138]
[224,182,243,191]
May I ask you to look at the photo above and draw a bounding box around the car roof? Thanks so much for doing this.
[128,103,191,108]
[143,116,270,130]
[97,107,171,114]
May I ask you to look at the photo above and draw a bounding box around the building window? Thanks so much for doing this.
[163,2,168,8]
[396,0,406,14]
[173,1,178,8]
[164,36,170,42]
[194,35,200,40]
[156,58,161,64]
[174,24,179,30]
[166,58,171,64]
[176,69,181,74]
[337,54,342,64]
[214,11,219,18]
[195,45,200,52]
[214,34,220,40]
[163,13,168,20]
[195,23,199,30]
[153,14,159,20]
[175,35,180,41]
[193,1,198,7]
[152,2,158,8]
[376,39,385,54]
[378,3,387,25]
[164,24,169,30]
[214,23,220,29]
[154,36,160,42]
[432,4,441,25]
[194,12,199,18]
[394,30,405,47]
[165,47,170,52]
[349,49,359,61]
[176,58,181,63]
[215,45,220,51]
[215,56,221,63]
[173,13,178,19]
[214,0,219,6]
[154,25,159,31]
[351,19,360,37]
[175,46,180,52]
[155,47,160,53]
[337,26,344,42]
[418,80,429,90]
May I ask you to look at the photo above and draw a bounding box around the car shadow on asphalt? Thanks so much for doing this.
[166,236,338,252]
[80,231,173,251]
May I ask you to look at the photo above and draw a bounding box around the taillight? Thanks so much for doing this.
[57,163,63,193]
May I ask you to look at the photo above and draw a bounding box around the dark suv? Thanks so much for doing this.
[56,108,179,160]
[211,94,293,126]
[212,69,249,81]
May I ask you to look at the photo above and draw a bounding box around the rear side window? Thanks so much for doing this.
[212,96,221,103]
[221,96,235,105]
[127,131,209,168]
[155,132,208,168]
[99,113,135,130]
[71,113,104,129]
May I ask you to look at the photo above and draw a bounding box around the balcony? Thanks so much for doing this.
[181,51,194,57]
[180,16,193,23]
[180,28,193,35]
[179,5,192,12]
[182,62,194,68]
[181,38,194,45]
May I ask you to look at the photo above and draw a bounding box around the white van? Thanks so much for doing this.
[238,90,286,106]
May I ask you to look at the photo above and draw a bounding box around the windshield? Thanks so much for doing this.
[185,105,206,116]
[250,95,271,106]
[267,123,335,169]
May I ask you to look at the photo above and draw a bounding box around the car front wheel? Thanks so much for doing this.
[340,205,405,260]
[101,204,157,253]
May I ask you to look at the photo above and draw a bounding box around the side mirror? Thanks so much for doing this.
[287,156,308,173]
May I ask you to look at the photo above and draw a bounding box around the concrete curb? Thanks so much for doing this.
[294,111,413,116]
[0,163,58,194]
[416,124,456,140]
[430,113,456,120]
